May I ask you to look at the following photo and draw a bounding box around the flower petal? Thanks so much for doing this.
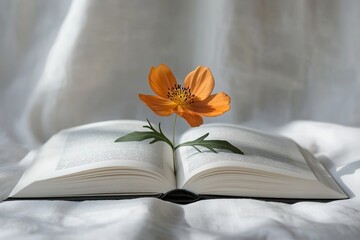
[183,66,214,100]
[187,92,231,117]
[148,64,177,98]
[177,110,203,127]
[139,94,176,116]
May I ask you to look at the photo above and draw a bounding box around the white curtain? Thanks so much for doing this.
[1,0,360,147]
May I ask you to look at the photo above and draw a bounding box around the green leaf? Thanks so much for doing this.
[115,119,173,149]
[175,133,244,155]
[115,131,159,143]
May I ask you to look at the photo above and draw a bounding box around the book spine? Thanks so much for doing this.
[160,189,199,204]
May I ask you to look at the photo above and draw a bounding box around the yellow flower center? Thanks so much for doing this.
[167,84,195,105]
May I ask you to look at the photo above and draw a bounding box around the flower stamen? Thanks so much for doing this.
[167,83,195,105]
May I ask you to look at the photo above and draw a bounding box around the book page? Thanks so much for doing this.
[56,123,167,171]
[176,124,316,188]
[12,120,176,194]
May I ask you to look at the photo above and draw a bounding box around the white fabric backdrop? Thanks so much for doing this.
[1,0,360,148]
[1,2,360,239]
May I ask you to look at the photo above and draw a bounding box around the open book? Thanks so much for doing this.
[8,120,347,203]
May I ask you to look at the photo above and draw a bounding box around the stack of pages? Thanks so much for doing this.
[9,120,347,203]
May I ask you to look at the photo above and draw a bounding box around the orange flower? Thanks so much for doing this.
[139,64,231,127]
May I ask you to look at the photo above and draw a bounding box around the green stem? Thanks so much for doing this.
[172,115,177,147]
[172,115,178,176]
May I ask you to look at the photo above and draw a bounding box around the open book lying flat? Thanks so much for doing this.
[8,120,347,204]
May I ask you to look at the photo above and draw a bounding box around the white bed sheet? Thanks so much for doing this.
[0,121,359,240]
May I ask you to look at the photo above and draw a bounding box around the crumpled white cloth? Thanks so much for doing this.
[0,121,359,240]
